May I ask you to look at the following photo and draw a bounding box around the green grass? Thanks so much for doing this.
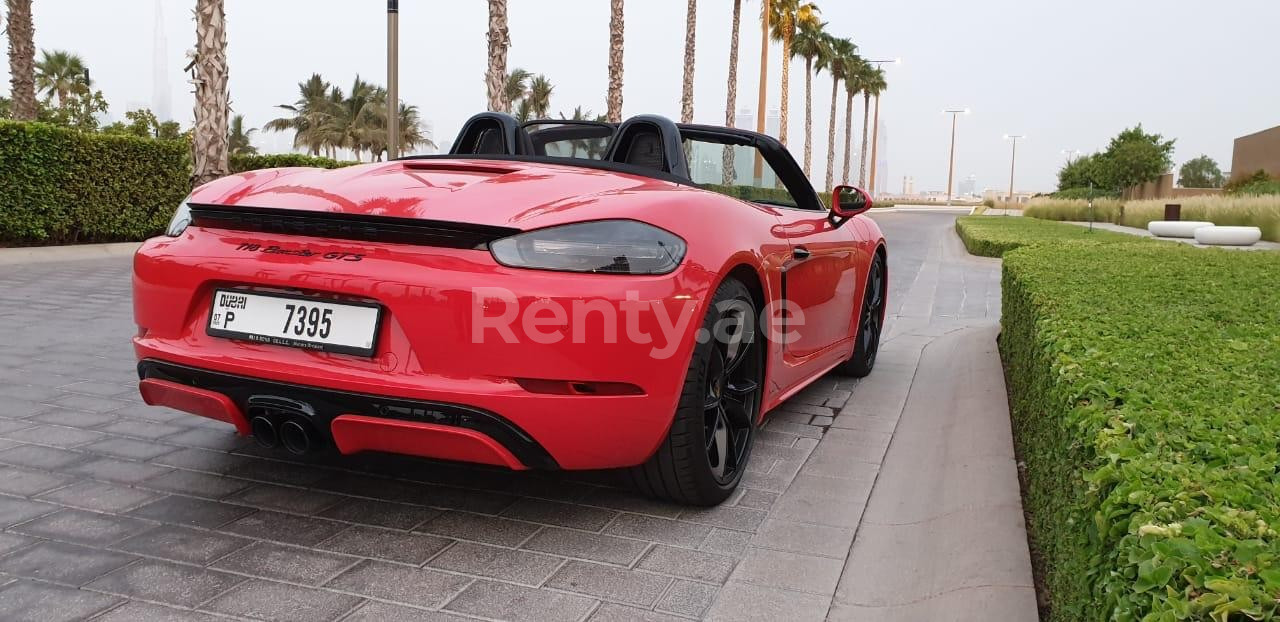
[1001,242,1280,621]
[954,215,1142,257]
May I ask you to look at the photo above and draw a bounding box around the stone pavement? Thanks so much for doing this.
[0,210,1035,621]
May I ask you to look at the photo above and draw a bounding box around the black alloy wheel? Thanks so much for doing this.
[628,279,763,505]
[840,253,885,378]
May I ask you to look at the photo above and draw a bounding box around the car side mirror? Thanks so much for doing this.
[830,185,873,225]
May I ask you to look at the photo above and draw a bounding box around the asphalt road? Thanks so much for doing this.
[0,209,1035,621]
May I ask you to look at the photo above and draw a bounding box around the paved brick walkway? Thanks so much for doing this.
[0,211,1034,621]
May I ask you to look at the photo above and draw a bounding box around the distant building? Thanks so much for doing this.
[151,0,172,121]
[765,108,780,139]
[958,175,977,197]
[734,108,753,131]
[902,176,914,195]
[874,121,888,195]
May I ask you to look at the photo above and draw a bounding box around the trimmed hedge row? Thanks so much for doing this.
[1,120,189,244]
[1001,242,1280,621]
[697,183,895,209]
[954,215,1139,257]
[0,121,356,245]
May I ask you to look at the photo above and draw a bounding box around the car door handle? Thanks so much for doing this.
[792,246,811,260]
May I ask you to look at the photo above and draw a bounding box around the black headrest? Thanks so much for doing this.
[603,115,690,179]
[451,112,529,156]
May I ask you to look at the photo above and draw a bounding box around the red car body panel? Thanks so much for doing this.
[134,158,885,470]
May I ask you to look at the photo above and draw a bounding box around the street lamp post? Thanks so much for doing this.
[943,108,968,206]
[386,0,400,159]
[864,58,899,196]
[1004,134,1023,208]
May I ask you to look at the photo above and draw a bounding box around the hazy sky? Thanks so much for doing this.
[3,1,1277,193]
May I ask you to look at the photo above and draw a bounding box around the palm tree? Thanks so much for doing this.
[865,66,885,186]
[863,67,886,192]
[34,49,90,108]
[842,56,869,185]
[790,20,828,180]
[766,0,819,146]
[485,0,509,112]
[227,114,258,155]
[818,35,855,191]
[502,68,531,112]
[679,0,696,123]
[606,0,624,122]
[264,73,332,156]
[5,0,38,120]
[721,0,742,184]
[527,74,554,119]
[191,0,230,188]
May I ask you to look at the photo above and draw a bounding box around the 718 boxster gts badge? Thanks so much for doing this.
[133,112,887,505]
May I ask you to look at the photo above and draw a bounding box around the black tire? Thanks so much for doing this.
[838,252,885,378]
[627,278,763,505]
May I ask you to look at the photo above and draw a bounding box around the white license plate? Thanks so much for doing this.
[207,289,382,356]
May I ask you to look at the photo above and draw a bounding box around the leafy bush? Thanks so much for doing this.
[0,121,360,245]
[1001,242,1280,621]
[954,215,1139,257]
[695,183,894,209]
[1122,195,1280,242]
[0,120,188,244]
[1223,170,1273,194]
[228,153,354,172]
[1024,197,1125,223]
[1053,187,1121,200]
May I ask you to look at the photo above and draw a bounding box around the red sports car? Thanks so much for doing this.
[134,113,887,505]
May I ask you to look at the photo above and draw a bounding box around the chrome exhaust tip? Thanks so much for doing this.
[279,419,312,455]
[250,416,279,449]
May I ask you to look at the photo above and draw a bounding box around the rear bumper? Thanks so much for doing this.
[137,359,556,469]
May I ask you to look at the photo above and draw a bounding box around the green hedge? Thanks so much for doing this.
[229,153,354,173]
[697,183,894,209]
[1001,242,1280,621]
[954,215,1139,257]
[1,120,189,244]
[0,121,358,245]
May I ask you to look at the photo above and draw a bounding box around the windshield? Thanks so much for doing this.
[522,121,615,160]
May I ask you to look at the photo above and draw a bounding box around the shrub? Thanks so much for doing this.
[1223,170,1272,194]
[1024,197,1125,223]
[1001,242,1280,621]
[954,215,1139,257]
[0,121,360,245]
[1052,186,1121,200]
[0,120,189,244]
[228,153,355,172]
[1121,195,1280,242]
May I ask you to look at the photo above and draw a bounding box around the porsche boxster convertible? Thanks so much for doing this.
[134,112,886,505]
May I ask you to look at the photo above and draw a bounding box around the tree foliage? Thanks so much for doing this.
[1057,125,1175,192]
[264,73,432,161]
[1177,155,1224,188]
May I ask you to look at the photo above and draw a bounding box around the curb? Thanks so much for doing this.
[0,242,141,266]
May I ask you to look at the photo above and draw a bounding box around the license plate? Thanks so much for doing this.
[206,289,382,357]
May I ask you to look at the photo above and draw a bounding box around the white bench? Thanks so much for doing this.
[1147,220,1213,238]
[1193,226,1263,246]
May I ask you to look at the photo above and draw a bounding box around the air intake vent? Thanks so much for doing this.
[188,204,519,249]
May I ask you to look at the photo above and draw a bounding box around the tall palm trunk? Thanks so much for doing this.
[5,0,37,121]
[777,32,790,144]
[841,91,853,184]
[802,57,813,179]
[823,73,838,192]
[721,0,741,185]
[485,0,509,112]
[858,92,871,187]
[191,0,230,188]
[679,0,696,123]
[606,0,624,122]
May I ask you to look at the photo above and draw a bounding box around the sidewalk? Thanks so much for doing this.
[1064,220,1280,251]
